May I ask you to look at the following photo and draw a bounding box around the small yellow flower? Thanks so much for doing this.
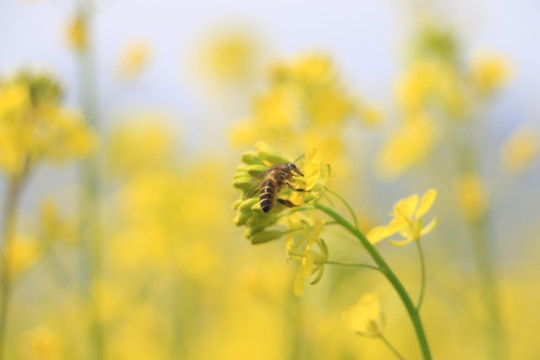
[367,188,438,246]
[5,235,39,280]
[376,113,436,179]
[500,125,539,175]
[20,326,62,360]
[470,54,511,94]
[455,173,488,221]
[289,219,327,297]
[117,41,151,80]
[342,292,384,337]
[65,13,87,52]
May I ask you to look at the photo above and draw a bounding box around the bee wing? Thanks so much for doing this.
[244,170,270,199]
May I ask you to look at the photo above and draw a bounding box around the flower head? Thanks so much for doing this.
[367,189,438,246]
[232,143,325,245]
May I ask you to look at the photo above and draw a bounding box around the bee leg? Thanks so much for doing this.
[277,198,295,208]
[285,181,310,192]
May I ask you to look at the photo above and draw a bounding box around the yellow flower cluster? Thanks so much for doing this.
[229,54,382,164]
[342,292,384,337]
[0,71,95,176]
[232,143,322,244]
[378,24,511,179]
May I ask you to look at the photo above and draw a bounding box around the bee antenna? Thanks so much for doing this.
[293,154,305,163]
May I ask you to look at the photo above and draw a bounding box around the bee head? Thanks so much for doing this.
[287,163,304,177]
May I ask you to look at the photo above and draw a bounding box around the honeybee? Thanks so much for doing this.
[246,157,306,213]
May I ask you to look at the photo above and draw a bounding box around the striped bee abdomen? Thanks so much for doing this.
[259,178,277,213]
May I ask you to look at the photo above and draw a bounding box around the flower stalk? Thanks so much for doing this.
[314,202,432,360]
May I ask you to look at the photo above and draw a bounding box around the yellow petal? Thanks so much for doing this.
[416,188,437,218]
[389,237,415,247]
[420,217,438,237]
[304,147,321,191]
[394,194,418,218]
[366,225,397,244]
[302,252,314,278]
[293,267,306,297]
[308,219,325,246]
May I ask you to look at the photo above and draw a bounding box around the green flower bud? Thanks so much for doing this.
[247,164,269,176]
[241,151,266,165]
[256,142,290,164]
[250,230,283,244]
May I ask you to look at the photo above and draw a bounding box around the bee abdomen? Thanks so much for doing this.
[259,179,276,213]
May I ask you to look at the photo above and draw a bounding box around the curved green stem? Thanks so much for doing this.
[314,202,431,360]
[379,334,406,360]
[415,240,426,311]
[324,260,382,273]
[325,187,358,228]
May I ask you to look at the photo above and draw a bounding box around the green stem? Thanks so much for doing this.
[415,240,426,311]
[379,334,406,360]
[324,260,382,273]
[325,187,358,228]
[0,178,22,360]
[314,202,431,360]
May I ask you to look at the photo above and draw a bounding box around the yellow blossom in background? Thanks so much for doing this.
[367,188,438,245]
[65,13,86,52]
[20,326,62,360]
[117,40,151,80]
[0,71,95,176]
[500,125,539,175]
[5,235,39,280]
[342,292,384,337]
[304,147,321,191]
[456,173,488,221]
[376,113,436,179]
[199,29,260,85]
[39,199,77,246]
[470,54,511,95]
[106,115,176,177]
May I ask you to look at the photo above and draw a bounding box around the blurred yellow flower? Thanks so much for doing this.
[500,125,539,175]
[20,326,62,360]
[39,199,77,246]
[5,234,39,280]
[470,54,511,94]
[367,188,438,246]
[200,29,259,85]
[342,292,384,337]
[117,40,151,80]
[0,72,95,176]
[65,13,86,52]
[455,173,488,221]
[376,113,436,179]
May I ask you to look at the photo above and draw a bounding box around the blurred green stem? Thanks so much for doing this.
[314,202,432,360]
[415,240,426,311]
[77,0,105,359]
[0,177,23,360]
[470,217,504,360]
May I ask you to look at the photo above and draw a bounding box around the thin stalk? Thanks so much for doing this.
[379,334,406,360]
[325,187,358,228]
[324,260,382,273]
[0,178,22,360]
[415,240,426,311]
[314,202,431,360]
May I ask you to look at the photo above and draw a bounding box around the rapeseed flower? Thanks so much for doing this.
[470,54,511,95]
[455,173,488,221]
[65,13,86,52]
[342,292,384,337]
[233,143,324,244]
[500,125,539,175]
[116,41,151,80]
[367,189,438,246]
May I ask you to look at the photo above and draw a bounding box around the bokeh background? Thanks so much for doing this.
[0,0,539,359]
